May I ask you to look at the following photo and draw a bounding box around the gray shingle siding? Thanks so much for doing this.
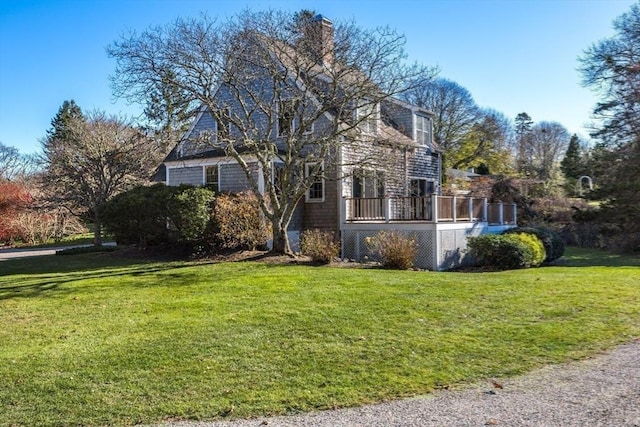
[408,148,439,182]
[168,166,202,186]
[382,102,414,139]
[220,163,256,193]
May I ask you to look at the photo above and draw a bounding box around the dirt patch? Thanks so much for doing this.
[107,246,378,268]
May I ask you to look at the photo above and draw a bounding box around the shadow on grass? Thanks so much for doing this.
[0,254,206,301]
[554,247,640,268]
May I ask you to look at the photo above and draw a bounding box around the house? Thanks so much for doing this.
[159,14,515,270]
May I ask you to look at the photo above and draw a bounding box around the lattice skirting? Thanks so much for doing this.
[341,224,513,271]
[341,229,435,270]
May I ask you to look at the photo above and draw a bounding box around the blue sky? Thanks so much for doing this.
[0,0,635,155]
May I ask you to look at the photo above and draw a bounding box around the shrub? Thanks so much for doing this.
[102,184,216,251]
[167,186,215,242]
[467,233,534,270]
[101,184,173,247]
[365,231,417,270]
[213,191,270,251]
[510,232,546,267]
[300,229,340,264]
[503,226,565,262]
[10,210,56,246]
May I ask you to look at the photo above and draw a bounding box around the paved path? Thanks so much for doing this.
[159,339,640,427]
[0,242,116,261]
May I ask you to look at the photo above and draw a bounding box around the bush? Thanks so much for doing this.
[503,226,565,262]
[167,186,215,242]
[468,233,535,270]
[365,231,417,270]
[300,229,340,264]
[510,232,546,267]
[212,192,270,251]
[101,184,173,247]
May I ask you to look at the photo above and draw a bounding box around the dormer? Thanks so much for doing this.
[355,100,380,135]
[414,113,432,146]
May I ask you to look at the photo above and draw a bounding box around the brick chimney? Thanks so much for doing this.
[305,14,334,67]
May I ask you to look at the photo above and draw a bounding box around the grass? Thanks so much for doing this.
[0,248,638,426]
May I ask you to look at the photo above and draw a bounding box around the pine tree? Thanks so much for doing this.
[45,100,84,142]
[514,112,533,175]
[560,134,584,180]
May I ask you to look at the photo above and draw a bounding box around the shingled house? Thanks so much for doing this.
[159,14,515,269]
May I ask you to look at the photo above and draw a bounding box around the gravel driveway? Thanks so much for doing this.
[159,339,640,427]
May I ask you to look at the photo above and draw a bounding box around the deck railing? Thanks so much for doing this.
[344,195,517,225]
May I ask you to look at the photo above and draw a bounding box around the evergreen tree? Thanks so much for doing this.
[560,134,585,180]
[45,100,84,143]
[579,2,640,251]
[514,112,533,175]
[142,69,196,154]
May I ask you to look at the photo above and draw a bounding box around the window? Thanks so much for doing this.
[278,100,296,137]
[216,109,230,141]
[305,162,324,202]
[355,101,379,134]
[415,115,431,145]
[410,178,434,197]
[205,165,219,192]
[353,170,384,198]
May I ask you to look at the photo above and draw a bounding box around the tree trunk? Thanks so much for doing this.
[270,222,292,255]
[93,212,103,248]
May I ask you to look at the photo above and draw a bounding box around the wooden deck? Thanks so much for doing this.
[343,195,517,225]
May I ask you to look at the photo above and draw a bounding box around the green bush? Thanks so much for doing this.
[212,191,270,251]
[101,184,172,247]
[300,229,340,264]
[510,232,546,267]
[365,231,417,270]
[167,186,215,242]
[102,184,215,250]
[503,226,565,262]
[468,233,534,270]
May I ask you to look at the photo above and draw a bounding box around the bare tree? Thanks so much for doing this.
[528,121,570,180]
[108,10,436,254]
[0,142,37,182]
[41,110,163,246]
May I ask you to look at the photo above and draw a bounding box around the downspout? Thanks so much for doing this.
[437,151,442,195]
[337,137,344,260]
[404,148,409,196]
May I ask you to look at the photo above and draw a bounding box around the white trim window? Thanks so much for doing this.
[353,169,384,198]
[415,114,431,146]
[205,164,219,192]
[305,162,324,202]
[355,101,379,135]
[409,178,435,197]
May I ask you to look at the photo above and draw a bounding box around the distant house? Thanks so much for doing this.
[159,14,515,270]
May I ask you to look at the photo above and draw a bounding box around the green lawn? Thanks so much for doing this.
[1,248,639,426]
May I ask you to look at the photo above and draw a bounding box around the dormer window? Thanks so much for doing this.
[215,109,230,142]
[355,101,379,134]
[415,114,431,145]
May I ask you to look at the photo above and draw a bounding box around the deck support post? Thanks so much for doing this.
[384,198,391,223]
[452,196,457,222]
[432,194,438,222]
[482,198,488,222]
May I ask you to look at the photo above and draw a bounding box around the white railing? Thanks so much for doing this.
[343,195,517,225]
